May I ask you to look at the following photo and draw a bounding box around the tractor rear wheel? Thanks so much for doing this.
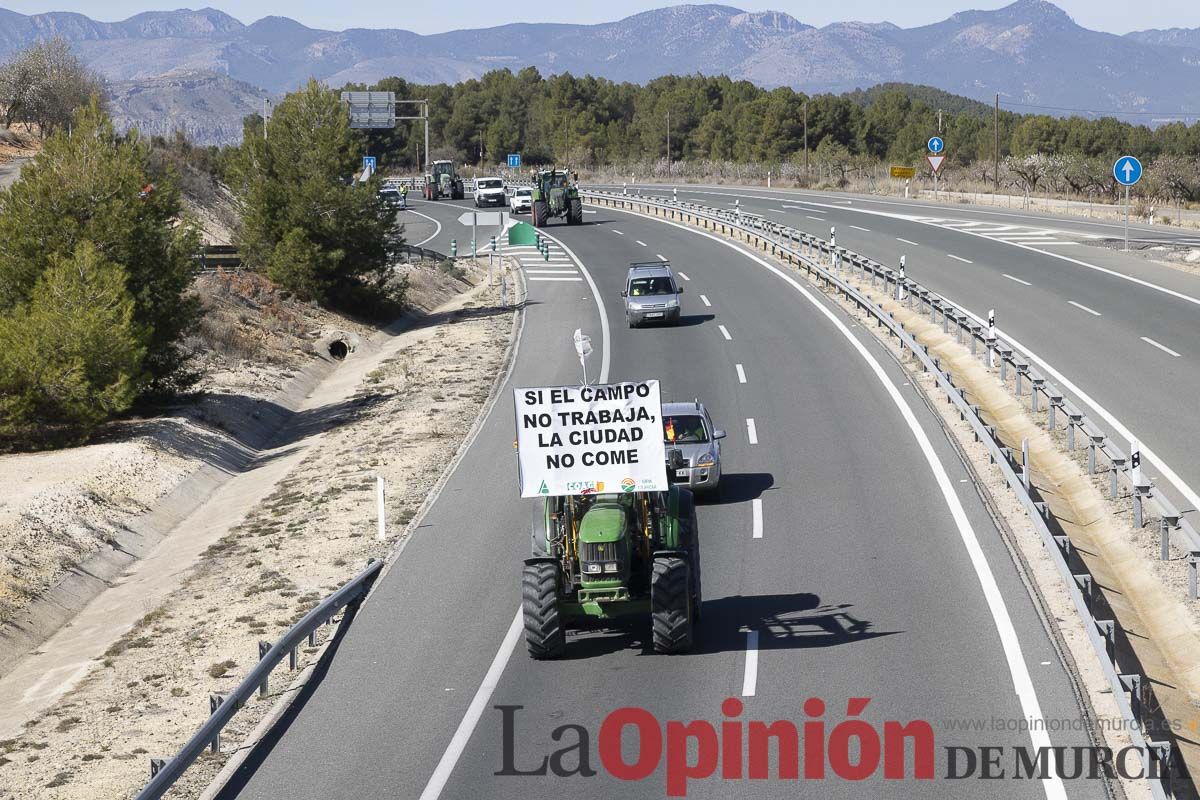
[651,556,693,654]
[568,197,583,225]
[532,200,549,228]
[522,562,565,659]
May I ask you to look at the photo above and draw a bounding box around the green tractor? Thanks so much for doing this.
[530,168,584,227]
[424,159,464,201]
[522,482,701,658]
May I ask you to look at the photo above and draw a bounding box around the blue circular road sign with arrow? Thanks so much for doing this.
[1113,155,1142,186]
[928,136,944,154]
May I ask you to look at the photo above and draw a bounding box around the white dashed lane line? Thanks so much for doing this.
[700,294,712,307]
[1003,274,1033,286]
[635,240,647,247]
[677,271,690,281]
[1141,337,1182,358]
[1068,300,1102,316]
[657,254,669,262]
[752,498,763,539]
[850,225,871,232]
[527,277,583,282]
[947,254,973,264]
[612,229,624,235]
[718,325,732,341]
[736,363,746,383]
[896,237,920,246]
[806,215,825,222]
[746,418,758,444]
[741,631,759,697]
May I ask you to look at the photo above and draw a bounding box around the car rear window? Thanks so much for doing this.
[629,277,675,296]
[516,189,532,196]
[663,415,708,443]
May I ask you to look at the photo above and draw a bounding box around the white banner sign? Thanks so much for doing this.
[514,381,667,498]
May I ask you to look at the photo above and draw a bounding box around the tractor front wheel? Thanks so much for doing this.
[522,562,565,659]
[532,200,549,228]
[651,557,693,654]
[568,197,583,225]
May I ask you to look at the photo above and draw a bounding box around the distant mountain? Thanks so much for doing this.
[0,2,1198,144]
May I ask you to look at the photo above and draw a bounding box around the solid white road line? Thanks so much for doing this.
[718,325,732,340]
[751,498,762,538]
[947,254,973,264]
[1002,274,1033,286]
[418,611,523,800]
[404,209,443,247]
[850,225,871,232]
[700,294,712,307]
[1067,300,1102,316]
[636,240,647,247]
[746,418,758,444]
[741,631,759,697]
[736,363,746,383]
[600,204,1068,798]
[677,271,690,281]
[1142,336,1182,358]
[896,237,920,246]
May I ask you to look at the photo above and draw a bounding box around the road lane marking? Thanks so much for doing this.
[677,271,690,280]
[635,240,647,247]
[947,254,973,264]
[418,610,523,800]
[700,294,712,307]
[657,253,668,261]
[850,225,871,232]
[806,215,825,221]
[752,498,762,538]
[599,204,1070,796]
[404,208,443,247]
[1002,274,1032,286]
[896,237,920,246]
[582,209,596,214]
[1141,336,1182,357]
[736,363,746,383]
[1067,300,1102,316]
[612,229,624,235]
[746,418,758,444]
[527,277,583,282]
[525,269,579,274]
[718,325,732,340]
[741,631,759,696]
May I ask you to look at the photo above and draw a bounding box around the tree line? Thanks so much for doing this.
[351,69,1200,200]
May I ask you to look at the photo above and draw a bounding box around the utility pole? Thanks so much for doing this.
[938,108,943,134]
[262,97,269,140]
[666,108,671,177]
[993,94,1000,193]
[803,101,809,176]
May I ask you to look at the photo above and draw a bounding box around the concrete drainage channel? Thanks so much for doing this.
[585,188,1191,798]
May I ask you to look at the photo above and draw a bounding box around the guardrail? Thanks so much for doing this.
[132,559,383,800]
[196,245,242,273]
[583,186,1185,797]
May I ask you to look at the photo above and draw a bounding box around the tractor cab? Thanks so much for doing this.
[529,168,584,227]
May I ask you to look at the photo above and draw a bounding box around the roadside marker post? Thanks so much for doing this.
[897,255,906,302]
[1113,155,1143,251]
[573,329,593,386]
[988,309,997,368]
[376,474,386,542]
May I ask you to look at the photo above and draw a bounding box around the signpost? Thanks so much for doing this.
[890,166,916,179]
[458,211,510,262]
[507,153,521,169]
[927,137,946,199]
[341,92,396,129]
[362,156,376,179]
[514,381,668,498]
[1113,155,1143,251]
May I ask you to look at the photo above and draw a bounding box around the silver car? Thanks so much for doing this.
[621,263,683,327]
[662,401,726,495]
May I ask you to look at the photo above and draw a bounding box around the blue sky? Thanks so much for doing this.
[3,0,1198,35]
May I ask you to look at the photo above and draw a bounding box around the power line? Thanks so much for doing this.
[998,100,1200,119]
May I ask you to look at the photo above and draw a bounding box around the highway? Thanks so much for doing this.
[217,196,1103,798]
[608,183,1200,527]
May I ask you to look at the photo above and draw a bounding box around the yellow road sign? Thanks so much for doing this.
[890,166,916,179]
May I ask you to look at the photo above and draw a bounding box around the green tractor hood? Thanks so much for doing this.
[578,504,626,544]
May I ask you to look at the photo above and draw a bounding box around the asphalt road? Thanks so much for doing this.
[217,196,1105,798]
[604,182,1200,528]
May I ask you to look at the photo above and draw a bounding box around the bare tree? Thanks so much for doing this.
[0,37,106,136]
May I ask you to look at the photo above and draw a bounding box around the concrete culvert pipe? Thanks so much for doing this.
[328,340,349,360]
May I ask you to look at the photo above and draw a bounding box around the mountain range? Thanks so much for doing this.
[1,1,1198,144]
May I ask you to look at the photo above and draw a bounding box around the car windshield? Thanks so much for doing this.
[628,277,675,296]
[516,189,532,197]
[663,415,708,444]
[478,179,502,189]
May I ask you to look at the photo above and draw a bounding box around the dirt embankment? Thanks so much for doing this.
[0,255,520,798]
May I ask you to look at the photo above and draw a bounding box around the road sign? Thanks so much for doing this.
[458,211,509,227]
[507,153,521,169]
[928,136,944,154]
[890,166,916,179]
[926,155,945,174]
[363,156,376,172]
[342,91,396,129]
[1113,155,1142,186]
